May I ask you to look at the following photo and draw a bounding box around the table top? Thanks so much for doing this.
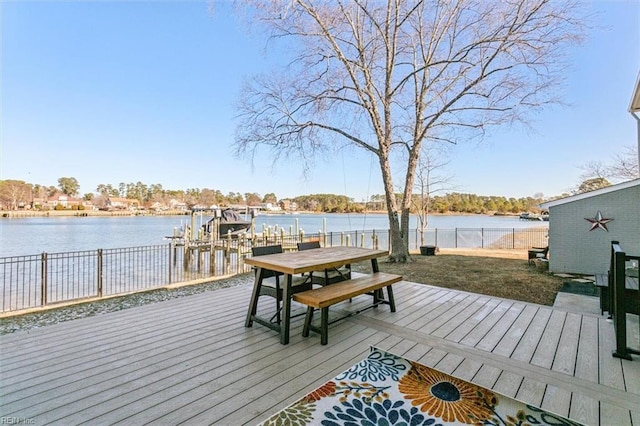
[244,246,388,275]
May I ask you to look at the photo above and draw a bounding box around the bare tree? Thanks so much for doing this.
[0,180,32,210]
[234,0,586,262]
[577,144,639,191]
[608,145,639,181]
[412,146,455,247]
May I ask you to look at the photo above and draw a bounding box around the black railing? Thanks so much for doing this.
[609,241,640,360]
[0,227,547,313]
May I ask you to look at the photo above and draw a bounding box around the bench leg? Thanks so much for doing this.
[386,285,396,312]
[320,307,329,345]
[302,307,313,338]
[372,289,380,306]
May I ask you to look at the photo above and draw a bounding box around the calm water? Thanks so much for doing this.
[0,213,546,258]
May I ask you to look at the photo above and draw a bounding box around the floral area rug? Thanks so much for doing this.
[258,347,582,425]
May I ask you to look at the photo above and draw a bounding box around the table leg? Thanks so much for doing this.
[280,273,293,344]
[370,258,384,300]
[245,268,263,328]
[371,258,380,273]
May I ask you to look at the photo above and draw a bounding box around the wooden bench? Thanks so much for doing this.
[293,272,401,345]
[528,246,549,265]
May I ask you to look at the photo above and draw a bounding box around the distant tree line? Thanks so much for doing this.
[1,177,551,215]
[4,143,637,212]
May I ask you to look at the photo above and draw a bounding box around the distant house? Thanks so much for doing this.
[168,199,187,211]
[539,179,640,274]
[106,197,140,210]
[279,199,298,211]
[46,193,83,209]
[261,202,281,212]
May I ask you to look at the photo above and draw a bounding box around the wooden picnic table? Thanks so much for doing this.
[244,246,388,344]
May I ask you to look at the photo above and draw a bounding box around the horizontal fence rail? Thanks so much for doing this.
[0,227,547,313]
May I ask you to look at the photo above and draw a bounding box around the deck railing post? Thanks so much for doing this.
[97,249,103,298]
[612,243,632,360]
[41,252,48,307]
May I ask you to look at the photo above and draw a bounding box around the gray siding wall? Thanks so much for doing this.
[548,185,640,274]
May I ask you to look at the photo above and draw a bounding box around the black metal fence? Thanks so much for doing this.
[0,227,547,313]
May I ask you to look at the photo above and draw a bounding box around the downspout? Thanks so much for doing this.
[633,112,640,170]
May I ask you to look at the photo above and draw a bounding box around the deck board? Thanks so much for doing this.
[575,315,600,383]
[1,279,638,425]
[598,317,626,391]
[552,312,582,376]
[570,393,600,425]
[476,302,527,353]
[516,377,546,408]
[531,309,566,369]
[510,305,551,362]
[492,304,538,358]
[493,370,523,398]
[540,384,572,419]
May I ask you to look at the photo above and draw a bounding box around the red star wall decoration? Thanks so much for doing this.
[584,210,614,232]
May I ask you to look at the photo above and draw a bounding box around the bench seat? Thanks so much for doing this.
[293,272,401,345]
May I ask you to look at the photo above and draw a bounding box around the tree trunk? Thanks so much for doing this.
[380,153,411,263]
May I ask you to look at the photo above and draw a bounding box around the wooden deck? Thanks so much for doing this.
[1,278,638,425]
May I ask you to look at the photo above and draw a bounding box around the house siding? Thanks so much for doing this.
[547,184,640,274]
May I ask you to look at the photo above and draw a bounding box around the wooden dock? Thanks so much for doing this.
[1,278,638,425]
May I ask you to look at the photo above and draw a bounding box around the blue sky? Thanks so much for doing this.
[1,1,638,202]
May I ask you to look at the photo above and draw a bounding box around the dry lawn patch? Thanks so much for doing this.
[356,249,562,306]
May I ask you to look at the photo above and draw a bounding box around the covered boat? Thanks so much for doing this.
[202,208,251,237]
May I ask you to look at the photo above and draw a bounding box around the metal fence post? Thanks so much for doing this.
[97,249,103,298]
[386,230,390,252]
[168,243,173,284]
[41,252,48,307]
